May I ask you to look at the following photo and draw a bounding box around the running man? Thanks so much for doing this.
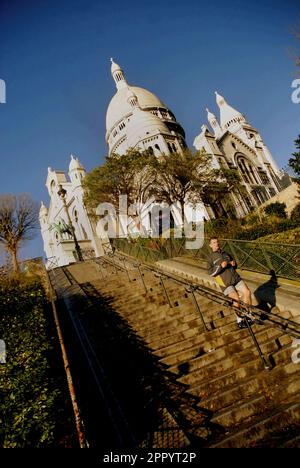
[207,236,253,328]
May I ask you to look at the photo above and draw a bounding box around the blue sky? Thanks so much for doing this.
[0,0,299,261]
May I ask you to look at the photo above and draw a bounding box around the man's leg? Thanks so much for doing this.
[227,290,240,308]
[227,289,245,326]
[235,280,260,326]
[236,281,252,306]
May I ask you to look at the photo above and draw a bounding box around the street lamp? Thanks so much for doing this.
[57,184,84,262]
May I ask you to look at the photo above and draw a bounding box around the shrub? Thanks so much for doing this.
[290,203,300,222]
[264,202,287,219]
[0,276,75,447]
[204,217,228,236]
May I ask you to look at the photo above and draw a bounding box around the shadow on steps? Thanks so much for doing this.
[59,280,225,448]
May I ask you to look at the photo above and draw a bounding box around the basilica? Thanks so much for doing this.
[40,59,288,268]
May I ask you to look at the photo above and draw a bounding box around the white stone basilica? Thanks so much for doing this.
[40,59,288,267]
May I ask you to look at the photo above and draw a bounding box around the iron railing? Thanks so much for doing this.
[95,251,300,369]
[111,237,300,281]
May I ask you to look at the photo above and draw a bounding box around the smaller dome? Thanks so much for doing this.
[110,58,122,74]
[215,91,246,129]
[215,91,226,106]
[206,107,217,122]
[69,154,84,172]
[39,201,48,217]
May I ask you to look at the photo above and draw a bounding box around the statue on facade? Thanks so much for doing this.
[50,218,73,239]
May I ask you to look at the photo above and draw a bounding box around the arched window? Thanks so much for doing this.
[148,146,154,154]
[81,224,88,240]
[172,143,176,152]
[236,155,261,186]
[155,144,160,152]
[167,143,173,153]
[50,180,56,194]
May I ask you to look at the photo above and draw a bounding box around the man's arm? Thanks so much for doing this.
[224,251,237,268]
[207,257,223,277]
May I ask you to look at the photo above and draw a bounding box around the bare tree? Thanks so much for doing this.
[0,194,39,272]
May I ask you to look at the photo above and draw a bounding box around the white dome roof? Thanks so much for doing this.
[215,91,246,130]
[127,108,169,148]
[106,86,166,133]
[110,58,122,74]
[206,107,217,122]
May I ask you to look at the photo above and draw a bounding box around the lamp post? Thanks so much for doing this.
[57,184,84,262]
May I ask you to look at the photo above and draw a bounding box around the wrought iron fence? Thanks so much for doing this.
[111,237,300,281]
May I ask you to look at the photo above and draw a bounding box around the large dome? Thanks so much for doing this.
[106,86,166,132]
[127,107,169,148]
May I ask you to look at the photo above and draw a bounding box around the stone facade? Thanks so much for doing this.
[39,156,105,268]
[193,92,288,218]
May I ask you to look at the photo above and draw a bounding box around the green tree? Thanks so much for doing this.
[264,202,287,219]
[83,149,156,235]
[288,135,300,186]
[147,150,241,226]
[0,194,38,273]
[83,149,157,211]
[290,202,300,222]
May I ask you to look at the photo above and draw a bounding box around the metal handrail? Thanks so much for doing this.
[95,250,300,371]
[46,268,87,448]
[99,251,300,335]
[111,237,300,282]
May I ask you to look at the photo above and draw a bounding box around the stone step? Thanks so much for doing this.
[210,402,300,448]
[140,317,205,342]
[125,301,195,321]
[198,374,264,413]
[272,345,299,366]
[171,329,288,375]
[196,355,300,414]
[279,433,300,448]
[152,329,224,359]
[210,394,268,428]
[136,311,199,335]
[175,334,281,381]
[147,327,205,352]
[159,327,282,369]
[188,359,300,405]
[147,320,247,351]
[177,339,280,388]
[64,259,300,447]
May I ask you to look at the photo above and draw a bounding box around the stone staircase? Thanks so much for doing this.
[58,256,300,448]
